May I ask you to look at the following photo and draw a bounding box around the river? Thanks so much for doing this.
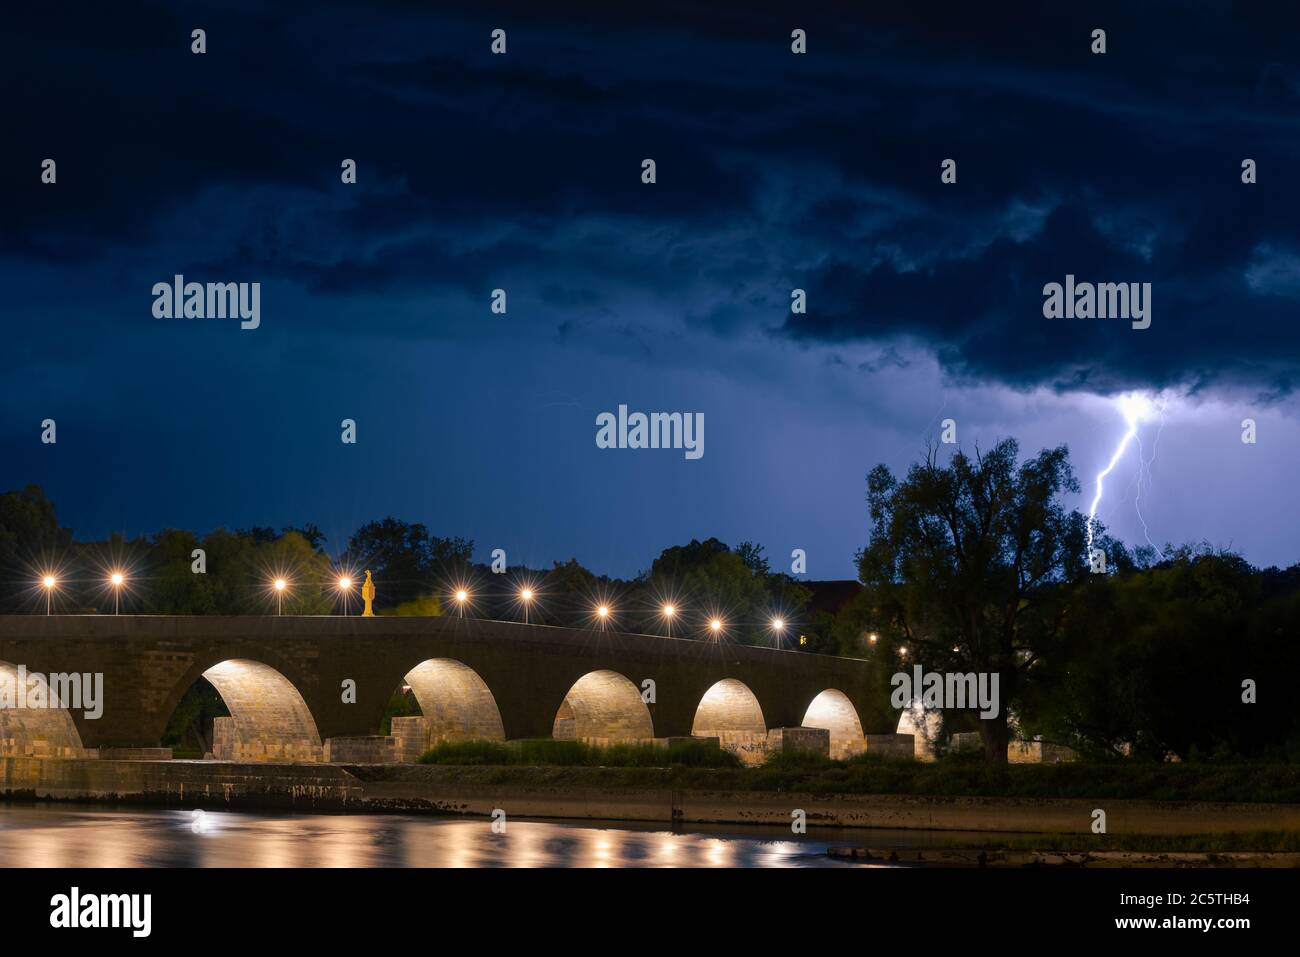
[0,804,977,867]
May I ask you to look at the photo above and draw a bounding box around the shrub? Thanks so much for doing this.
[418,738,741,768]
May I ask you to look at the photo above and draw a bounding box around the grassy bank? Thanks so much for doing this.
[418,738,741,768]
[389,744,1300,803]
[741,751,1300,802]
[931,831,1300,853]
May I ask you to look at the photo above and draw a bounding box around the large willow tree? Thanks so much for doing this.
[857,439,1090,763]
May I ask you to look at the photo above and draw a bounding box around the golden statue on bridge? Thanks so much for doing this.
[361,570,376,617]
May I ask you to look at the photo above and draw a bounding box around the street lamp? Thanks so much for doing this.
[519,587,534,624]
[41,575,56,616]
[661,603,676,637]
[709,617,723,637]
[595,604,610,628]
[769,617,787,646]
[109,571,126,615]
[273,577,288,616]
[454,589,469,618]
[336,575,353,616]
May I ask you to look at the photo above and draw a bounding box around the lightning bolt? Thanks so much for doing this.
[1122,405,1162,549]
[1130,430,1154,548]
[1130,399,1166,549]
[1086,393,1157,554]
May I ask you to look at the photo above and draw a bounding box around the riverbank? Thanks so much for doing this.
[406,753,1300,803]
[4,757,1300,839]
[825,846,1300,867]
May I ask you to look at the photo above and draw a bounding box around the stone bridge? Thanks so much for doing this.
[0,615,903,764]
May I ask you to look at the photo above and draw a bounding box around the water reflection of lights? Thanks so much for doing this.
[508,823,540,868]
[0,807,910,868]
[757,841,798,866]
[705,838,732,867]
[591,833,613,868]
[92,839,134,867]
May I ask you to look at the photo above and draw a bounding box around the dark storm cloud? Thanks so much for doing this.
[787,204,1300,398]
[3,1,1300,395]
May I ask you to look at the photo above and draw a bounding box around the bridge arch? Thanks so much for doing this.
[801,688,866,759]
[692,678,767,764]
[403,658,505,743]
[202,659,323,762]
[0,661,86,758]
[552,670,654,745]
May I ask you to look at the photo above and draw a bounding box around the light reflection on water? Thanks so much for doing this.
[0,805,955,868]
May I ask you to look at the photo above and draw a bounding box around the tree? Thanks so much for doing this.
[201,528,258,614]
[857,439,1088,763]
[645,538,807,644]
[149,529,215,613]
[344,518,471,609]
[826,587,883,659]
[736,542,770,576]
[255,530,334,613]
[160,678,229,756]
[541,558,609,627]
[281,523,327,553]
[385,595,443,617]
[0,486,72,612]
[1021,547,1300,762]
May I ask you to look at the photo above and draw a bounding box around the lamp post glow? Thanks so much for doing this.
[336,576,353,616]
[519,587,534,624]
[41,575,56,616]
[709,617,723,637]
[454,589,469,618]
[595,604,610,628]
[769,617,786,645]
[110,571,125,615]
[661,604,676,637]
[274,578,287,616]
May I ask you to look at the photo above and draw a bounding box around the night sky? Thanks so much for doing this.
[3,1,1299,578]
